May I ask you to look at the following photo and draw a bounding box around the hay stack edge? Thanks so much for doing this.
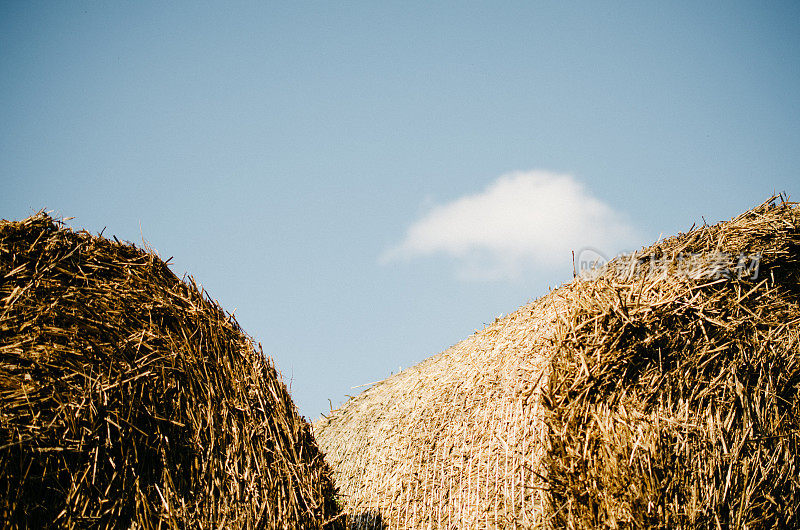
[0,212,342,529]
[315,196,800,529]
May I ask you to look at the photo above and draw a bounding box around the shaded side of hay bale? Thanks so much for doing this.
[0,213,341,529]
[544,197,800,528]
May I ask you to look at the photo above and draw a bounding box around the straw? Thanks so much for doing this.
[315,195,800,529]
[0,212,342,529]
[545,196,800,528]
[315,289,565,528]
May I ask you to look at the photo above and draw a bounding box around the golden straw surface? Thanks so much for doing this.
[0,212,342,529]
[316,289,573,528]
[315,196,800,529]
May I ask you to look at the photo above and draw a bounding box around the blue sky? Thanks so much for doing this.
[2,1,799,418]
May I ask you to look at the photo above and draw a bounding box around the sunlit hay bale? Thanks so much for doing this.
[316,292,566,528]
[0,212,342,529]
[314,196,800,529]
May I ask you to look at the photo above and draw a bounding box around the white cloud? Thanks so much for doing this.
[381,170,641,280]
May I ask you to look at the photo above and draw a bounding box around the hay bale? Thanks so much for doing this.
[545,197,800,528]
[316,295,565,528]
[0,212,341,529]
[315,196,800,528]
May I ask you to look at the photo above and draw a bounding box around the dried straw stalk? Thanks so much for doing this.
[0,212,342,529]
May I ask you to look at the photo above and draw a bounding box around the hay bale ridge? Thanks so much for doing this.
[0,212,341,529]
